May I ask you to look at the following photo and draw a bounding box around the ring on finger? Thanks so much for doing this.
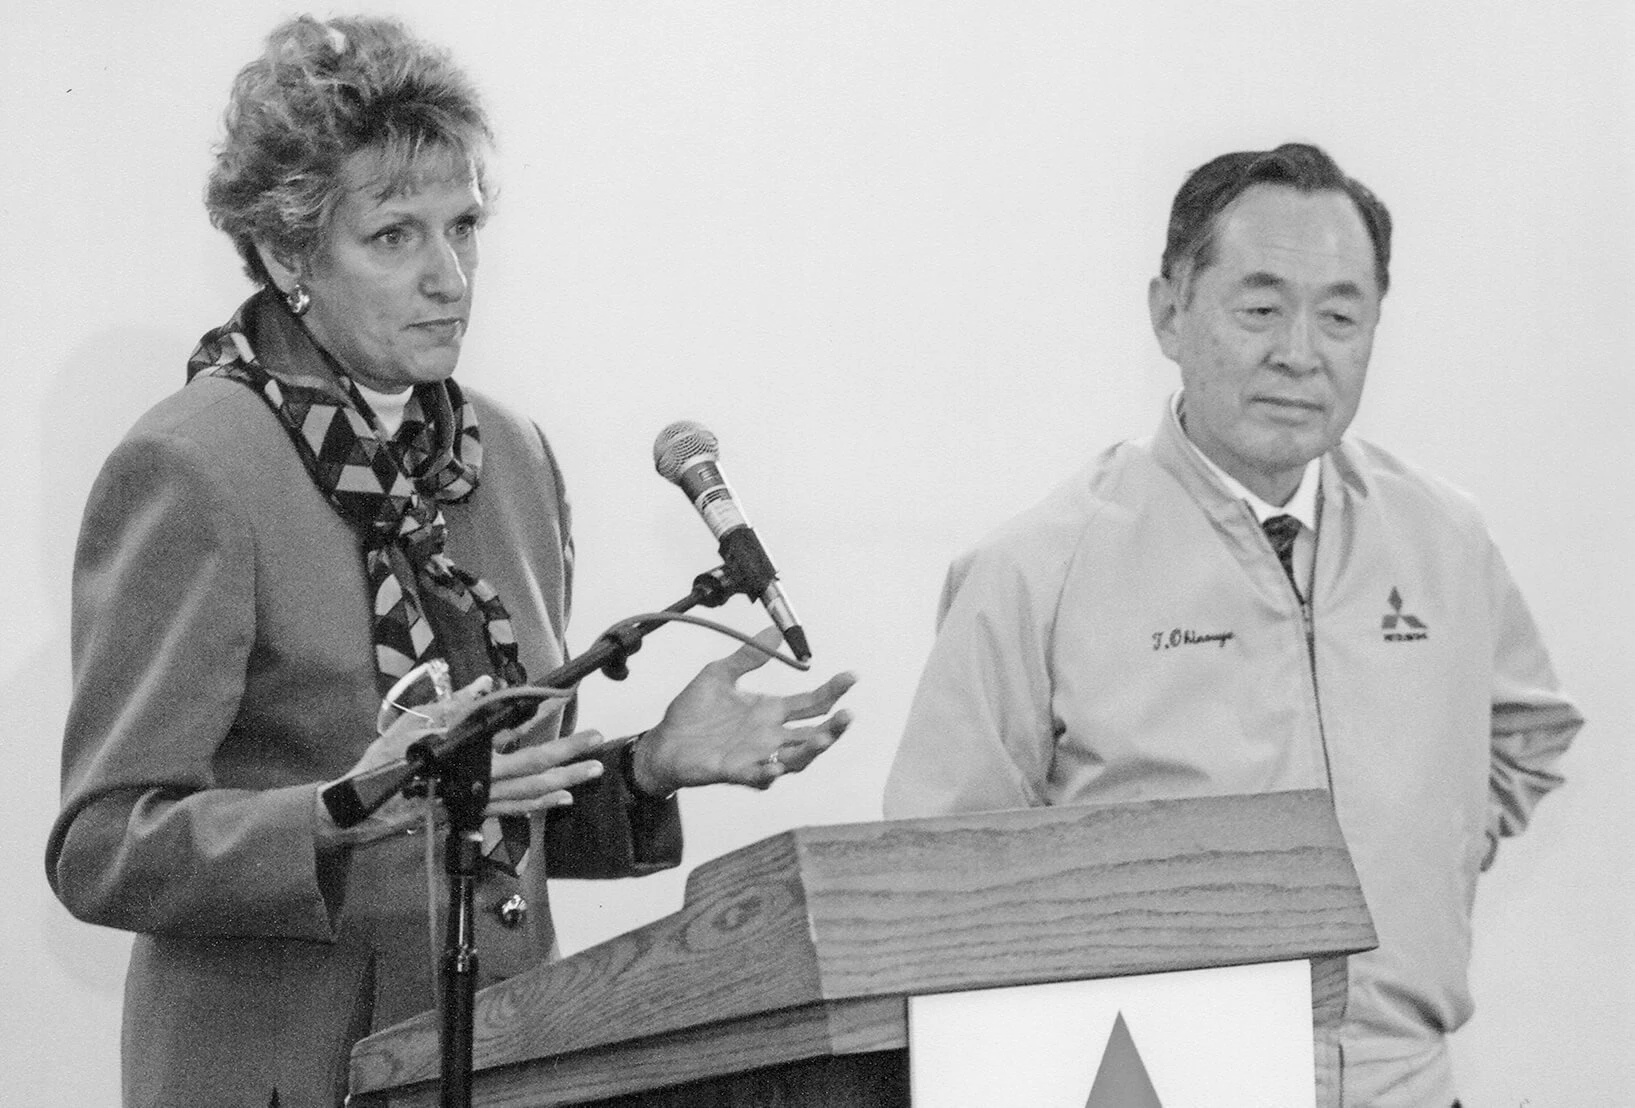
[761,749,783,769]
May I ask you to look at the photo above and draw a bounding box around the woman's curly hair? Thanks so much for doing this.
[205,15,494,284]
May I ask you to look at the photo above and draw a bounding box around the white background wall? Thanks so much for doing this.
[2,2,1629,1103]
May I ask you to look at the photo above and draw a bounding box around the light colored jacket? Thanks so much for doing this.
[885,402,1582,1107]
[47,294,681,1107]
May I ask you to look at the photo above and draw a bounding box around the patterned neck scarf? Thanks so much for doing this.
[186,291,527,695]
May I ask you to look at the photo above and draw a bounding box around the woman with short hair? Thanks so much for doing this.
[46,16,853,1106]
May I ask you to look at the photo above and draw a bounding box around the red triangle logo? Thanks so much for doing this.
[1084,1012,1165,1107]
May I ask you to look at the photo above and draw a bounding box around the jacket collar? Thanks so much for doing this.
[1150,391,1372,529]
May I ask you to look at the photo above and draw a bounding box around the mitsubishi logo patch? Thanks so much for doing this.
[1382,587,1429,642]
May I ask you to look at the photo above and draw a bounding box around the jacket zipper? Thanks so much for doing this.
[1254,502,1337,795]
[1256,505,1345,1101]
[1301,501,1336,798]
[1302,591,1336,796]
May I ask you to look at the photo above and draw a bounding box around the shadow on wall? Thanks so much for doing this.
[26,326,191,988]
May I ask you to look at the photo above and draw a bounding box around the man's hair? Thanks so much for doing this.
[205,15,494,285]
[1160,143,1393,296]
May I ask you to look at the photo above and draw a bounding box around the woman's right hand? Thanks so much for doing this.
[316,677,609,847]
[485,726,610,815]
[315,674,493,847]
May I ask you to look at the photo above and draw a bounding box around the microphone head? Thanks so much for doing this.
[653,420,720,483]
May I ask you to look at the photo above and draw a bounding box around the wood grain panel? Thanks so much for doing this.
[352,789,1375,1105]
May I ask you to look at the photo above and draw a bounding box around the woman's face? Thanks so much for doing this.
[298,152,486,393]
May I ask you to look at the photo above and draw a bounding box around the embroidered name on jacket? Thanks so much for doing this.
[1151,628,1236,651]
[1382,587,1429,642]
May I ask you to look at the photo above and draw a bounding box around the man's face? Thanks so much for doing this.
[1149,183,1382,505]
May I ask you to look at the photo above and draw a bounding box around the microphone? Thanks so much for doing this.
[653,420,811,662]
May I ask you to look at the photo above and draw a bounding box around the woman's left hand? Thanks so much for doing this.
[631,628,857,794]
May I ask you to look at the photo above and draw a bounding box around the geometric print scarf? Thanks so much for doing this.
[186,296,529,698]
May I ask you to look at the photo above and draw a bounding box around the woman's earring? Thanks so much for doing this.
[285,283,311,316]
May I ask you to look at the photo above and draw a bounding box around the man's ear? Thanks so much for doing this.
[1148,275,1186,361]
[253,241,306,296]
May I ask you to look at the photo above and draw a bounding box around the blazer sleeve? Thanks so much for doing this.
[1482,541,1584,869]
[540,750,683,878]
[45,429,342,941]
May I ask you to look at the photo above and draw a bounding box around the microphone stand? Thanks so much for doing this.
[426,720,489,1108]
[321,566,739,1107]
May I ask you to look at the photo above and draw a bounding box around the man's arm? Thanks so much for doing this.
[884,545,1062,818]
[1482,542,1585,869]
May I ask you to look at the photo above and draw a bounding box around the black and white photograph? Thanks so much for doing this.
[3,3,1628,1105]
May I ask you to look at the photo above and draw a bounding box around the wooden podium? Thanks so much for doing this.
[348,789,1375,1107]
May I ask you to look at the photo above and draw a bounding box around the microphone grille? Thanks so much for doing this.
[653,420,719,483]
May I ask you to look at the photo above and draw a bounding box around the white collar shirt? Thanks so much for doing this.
[1172,391,1321,598]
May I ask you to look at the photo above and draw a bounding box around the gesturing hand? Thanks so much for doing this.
[318,678,608,846]
[631,628,857,794]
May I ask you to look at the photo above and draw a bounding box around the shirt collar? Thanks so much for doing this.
[355,381,413,437]
[1171,391,1321,529]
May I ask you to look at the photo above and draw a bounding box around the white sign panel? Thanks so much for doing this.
[908,960,1315,1108]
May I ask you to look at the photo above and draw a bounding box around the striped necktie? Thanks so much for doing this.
[1262,514,1302,590]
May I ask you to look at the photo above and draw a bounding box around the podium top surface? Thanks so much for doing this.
[352,788,1374,1095]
